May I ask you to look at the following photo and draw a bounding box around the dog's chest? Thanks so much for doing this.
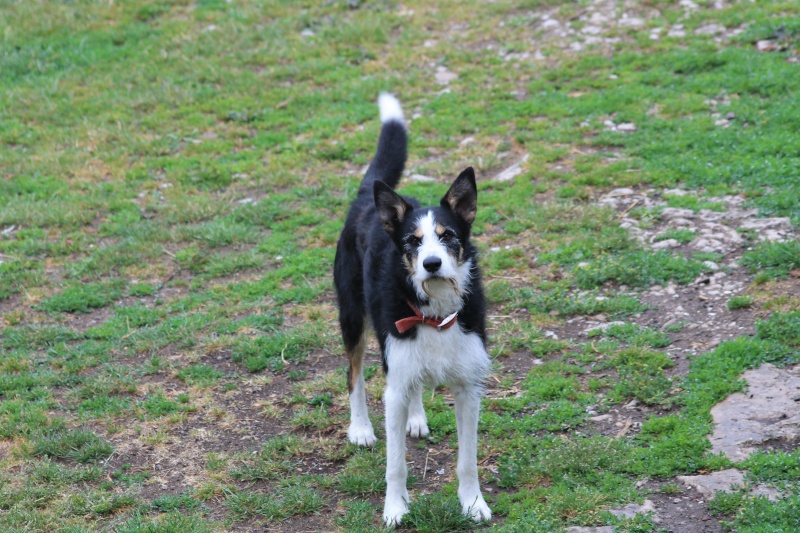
[385,326,489,388]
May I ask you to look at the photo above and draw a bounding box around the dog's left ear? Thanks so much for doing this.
[441,167,477,225]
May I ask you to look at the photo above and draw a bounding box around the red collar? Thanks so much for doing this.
[395,301,459,334]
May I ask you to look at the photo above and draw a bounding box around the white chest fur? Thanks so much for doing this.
[385,325,490,389]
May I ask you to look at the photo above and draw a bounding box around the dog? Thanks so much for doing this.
[333,93,492,526]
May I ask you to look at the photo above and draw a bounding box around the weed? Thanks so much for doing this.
[574,251,708,289]
[741,241,800,280]
[116,511,216,533]
[589,322,672,348]
[336,500,389,532]
[708,490,746,516]
[727,295,753,310]
[41,280,126,314]
[32,429,113,463]
[757,311,800,346]
[176,364,224,386]
[653,228,696,244]
[150,492,203,512]
[402,492,480,532]
[337,450,386,496]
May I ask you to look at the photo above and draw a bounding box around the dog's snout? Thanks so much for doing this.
[422,256,442,273]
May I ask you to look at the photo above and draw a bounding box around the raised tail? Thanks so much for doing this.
[358,93,407,194]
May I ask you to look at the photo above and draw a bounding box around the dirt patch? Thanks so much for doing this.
[643,480,725,533]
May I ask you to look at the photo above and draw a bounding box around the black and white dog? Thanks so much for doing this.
[334,94,492,526]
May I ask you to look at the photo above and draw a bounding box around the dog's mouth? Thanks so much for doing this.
[421,277,459,297]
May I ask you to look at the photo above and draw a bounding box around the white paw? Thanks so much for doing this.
[348,423,377,446]
[461,494,492,522]
[405,414,430,438]
[383,497,409,527]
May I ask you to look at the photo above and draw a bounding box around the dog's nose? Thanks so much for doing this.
[422,257,442,273]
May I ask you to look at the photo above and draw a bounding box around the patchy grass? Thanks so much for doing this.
[741,240,800,280]
[1,0,798,530]
[727,295,753,310]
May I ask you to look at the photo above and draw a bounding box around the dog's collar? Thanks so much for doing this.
[395,301,458,334]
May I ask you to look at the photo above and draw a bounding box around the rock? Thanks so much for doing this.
[696,221,744,251]
[668,25,686,37]
[566,528,613,533]
[738,217,793,241]
[709,364,800,461]
[617,122,637,133]
[494,154,529,182]
[695,23,725,35]
[660,207,695,220]
[692,237,726,253]
[300,28,314,37]
[756,40,779,52]
[609,500,657,519]
[541,19,560,30]
[668,217,694,227]
[409,174,436,183]
[702,261,720,271]
[584,320,626,335]
[678,469,744,498]
[435,66,457,85]
[607,187,635,196]
[619,16,644,27]
[589,414,613,422]
[652,238,680,249]
[752,485,781,501]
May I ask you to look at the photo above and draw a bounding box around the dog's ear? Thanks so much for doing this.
[441,167,477,225]
[374,180,412,234]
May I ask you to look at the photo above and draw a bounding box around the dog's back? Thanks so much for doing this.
[333,94,413,402]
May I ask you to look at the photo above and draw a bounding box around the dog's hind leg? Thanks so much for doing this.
[406,386,429,438]
[453,384,492,522]
[345,327,376,446]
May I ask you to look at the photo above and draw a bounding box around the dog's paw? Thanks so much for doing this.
[348,423,377,446]
[461,494,492,522]
[383,498,409,527]
[405,414,429,438]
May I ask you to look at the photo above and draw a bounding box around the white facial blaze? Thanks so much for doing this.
[412,211,472,317]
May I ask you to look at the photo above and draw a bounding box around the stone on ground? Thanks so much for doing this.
[709,363,800,461]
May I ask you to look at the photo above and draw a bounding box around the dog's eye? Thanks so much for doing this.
[406,235,421,247]
[440,230,455,242]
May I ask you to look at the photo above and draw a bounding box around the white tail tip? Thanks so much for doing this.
[378,92,404,125]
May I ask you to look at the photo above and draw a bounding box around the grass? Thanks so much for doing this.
[0,0,798,530]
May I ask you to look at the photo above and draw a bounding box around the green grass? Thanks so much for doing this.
[1,0,799,530]
[32,430,113,464]
[741,240,800,280]
[653,228,696,244]
[728,295,753,310]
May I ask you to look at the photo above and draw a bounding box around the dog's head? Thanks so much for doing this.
[374,167,477,309]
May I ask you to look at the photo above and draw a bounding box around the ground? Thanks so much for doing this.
[1,1,799,532]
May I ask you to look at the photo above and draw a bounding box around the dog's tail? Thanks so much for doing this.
[358,93,407,194]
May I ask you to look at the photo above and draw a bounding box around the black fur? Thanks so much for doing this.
[334,115,487,376]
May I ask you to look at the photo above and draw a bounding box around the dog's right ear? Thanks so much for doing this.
[374,180,411,235]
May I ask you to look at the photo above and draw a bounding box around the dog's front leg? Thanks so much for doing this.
[453,384,492,522]
[383,384,410,526]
